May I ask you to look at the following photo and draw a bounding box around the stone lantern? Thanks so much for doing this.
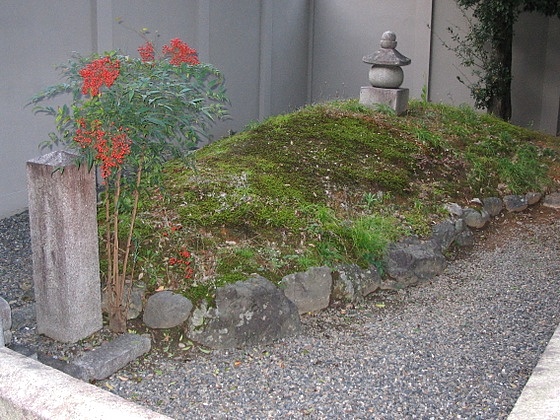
[359,31,411,115]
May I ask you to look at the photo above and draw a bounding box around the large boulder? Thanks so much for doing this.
[383,237,447,288]
[280,266,332,314]
[186,276,301,349]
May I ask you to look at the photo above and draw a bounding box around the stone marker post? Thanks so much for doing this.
[27,151,102,343]
[359,31,411,115]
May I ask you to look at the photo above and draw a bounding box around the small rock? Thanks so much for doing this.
[127,282,146,320]
[482,197,503,217]
[462,208,490,229]
[503,195,528,212]
[525,192,542,205]
[102,282,146,320]
[444,202,463,217]
[143,291,193,329]
[281,267,332,314]
[72,333,151,381]
[10,304,35,330]
[543,192,560,209]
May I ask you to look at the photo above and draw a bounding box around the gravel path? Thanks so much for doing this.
[2,206,560,419]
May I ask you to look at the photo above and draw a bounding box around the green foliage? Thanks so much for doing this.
[30,36,229,331]
[30,49,228,175]
[371,103,397,116]
[416,127,448,152]
[448,1,560,119]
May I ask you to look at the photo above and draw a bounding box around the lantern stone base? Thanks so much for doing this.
[359,86,409,116]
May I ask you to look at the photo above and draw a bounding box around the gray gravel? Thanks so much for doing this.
[2,208,560,419]
[0,211,33,307]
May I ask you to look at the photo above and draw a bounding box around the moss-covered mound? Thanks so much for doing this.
[130,100,560,302]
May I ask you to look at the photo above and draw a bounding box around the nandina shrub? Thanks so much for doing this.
[30,37,228,332]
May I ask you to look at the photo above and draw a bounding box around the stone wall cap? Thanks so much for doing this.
[27,150,79,167]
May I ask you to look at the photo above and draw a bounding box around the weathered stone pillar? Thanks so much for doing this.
[27,151,102,343]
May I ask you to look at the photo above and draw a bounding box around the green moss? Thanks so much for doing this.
[126,99,560,304]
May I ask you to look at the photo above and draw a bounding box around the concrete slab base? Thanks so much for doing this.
[359,86,409,115]
[508,323,560,419]
[0,347,171,419]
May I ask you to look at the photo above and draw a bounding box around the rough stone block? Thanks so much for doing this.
[72,333,151,381]
[431,219,459,252]
[503,195,528,212]
[384,237,447,286]
[281,266,333,314]
[543,192,560,209]
[525,192,542,206]
[187,276,301,349]
[331,264,380,303]
[359,86,409,115]
[454,229,475,247]
[27,151,102,343]
[462,208,490,229]
[38,353,86,380]
[482,197,503,217]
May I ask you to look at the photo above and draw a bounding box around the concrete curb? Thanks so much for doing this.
[0,347,171,420]
[508,323,560,419]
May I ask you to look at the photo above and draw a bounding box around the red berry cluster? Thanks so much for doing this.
[168,249,194,279]
[79,56,120,96]
[162,38,200,66]
[74,119,131,179]
[138,41,155,62]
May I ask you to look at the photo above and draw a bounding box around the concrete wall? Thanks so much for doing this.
[310,0,433,102]
[1,0,558,217]
[512,12,560,135]
[430,1,560,136]
[428,0,474,106]
[0,1,94,217]
[0,0,311,217]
